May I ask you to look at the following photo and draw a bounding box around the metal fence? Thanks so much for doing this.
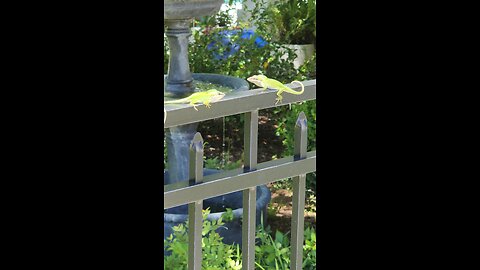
[164,79,317,269]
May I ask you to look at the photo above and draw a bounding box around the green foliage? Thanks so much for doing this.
[274,101,316,157]
[204,156,243,171]
[164,6,301,83]
[255,224,291,269]
[164,209,317,269]
[163,1,317,80]
[201,5,235,28]
[274,99,317,195]
[164,208,242,270]
[250,0,317,45]
[302,227,317,269]
[222,207,235,222]
[255,224,317,270]
[297,53,317,81]
[163,29,169,74]
[189,24,298,83]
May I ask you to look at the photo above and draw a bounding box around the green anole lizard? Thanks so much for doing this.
[164,89,226,123]
[247,75,304,105]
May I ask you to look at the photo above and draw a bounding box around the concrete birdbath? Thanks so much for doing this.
[163,0,270,251]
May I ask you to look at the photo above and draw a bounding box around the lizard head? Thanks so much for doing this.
[206,89,226,103]
[247,75,267,88]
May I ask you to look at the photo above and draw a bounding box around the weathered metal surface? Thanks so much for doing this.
[164,151,317,209]
[188,133,203,270]
[291,112,308,270]
[164,80,317,128]
[242,110,259,269]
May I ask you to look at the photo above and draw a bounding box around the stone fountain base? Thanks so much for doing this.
[164,169,271,254]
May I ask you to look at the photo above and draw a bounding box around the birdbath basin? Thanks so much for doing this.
[164,0,224,20]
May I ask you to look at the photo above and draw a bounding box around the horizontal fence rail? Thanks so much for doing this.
[164,79,317,269]
[164,79,316,128]
[164,150,316,209]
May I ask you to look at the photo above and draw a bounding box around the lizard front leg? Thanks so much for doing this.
[275,90,284,105]
[189,101,199,111]
[203,100,212,108]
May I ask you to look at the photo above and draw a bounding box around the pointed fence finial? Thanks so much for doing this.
[189,132,204,184]
[294,112,308,160]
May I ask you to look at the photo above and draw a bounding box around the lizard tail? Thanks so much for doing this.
[290,81,305,94]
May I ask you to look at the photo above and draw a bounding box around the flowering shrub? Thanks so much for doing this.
[162,4,301,82]
[163,2,315,82]
[207,29,267,60]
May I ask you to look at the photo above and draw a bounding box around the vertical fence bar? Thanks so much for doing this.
[291,112,308,270]
[188,132,204,270]
[242,110,259,270]
[244,110,258,172]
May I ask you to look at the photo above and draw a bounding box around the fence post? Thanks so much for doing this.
[291,112,308,270]
[242,110,259,270]
[188,132,204,270]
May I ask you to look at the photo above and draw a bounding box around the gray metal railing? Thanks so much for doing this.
[164,79,317,270]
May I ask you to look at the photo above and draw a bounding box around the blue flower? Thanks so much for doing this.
[241,29,267,47]
[240,29,254,39]
[254,36,267,48]
[207,29,267,60]
[207,41,216,50]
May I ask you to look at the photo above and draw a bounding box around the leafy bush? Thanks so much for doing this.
[164,208,242,269]
[164,208,317,269]
[274,98,317,194]
[164,5,300,83]
[249,0,317,45]
[204,156,243,171]
[255,225,316,270]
